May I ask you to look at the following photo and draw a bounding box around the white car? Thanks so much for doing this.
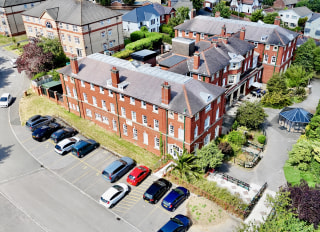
[0,93,13,107]
[54,137,80,155]
[100,183,129,208]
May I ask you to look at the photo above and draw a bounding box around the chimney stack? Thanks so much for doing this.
[211,40,217,47]
[240,27,245,40]
[161,81,171,105]
[215,11,220,17]
[70,56,79,74]
[111,66,119,88]
[221,24,226,37]
[193,51,200,70]
[191,9,196,19]
[274,16,281,26]
[168,0,171,7]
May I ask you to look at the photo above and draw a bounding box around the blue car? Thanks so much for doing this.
[71,139,99,158]
[161,187,189,212]
[102,157,135,183]
[158,214,192,232]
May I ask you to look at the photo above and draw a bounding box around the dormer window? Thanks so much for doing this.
[185,30,189,36]
[228,75,236,85]
[261,35,268,41]
[273,46,278,51]
[265,45,270,50]
[205,104,211,113]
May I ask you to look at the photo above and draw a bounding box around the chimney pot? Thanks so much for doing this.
[111,66,119,88]
[191,9,196,19]
[161,81,171,105]
[70,56,79,74]
[168,0,171,7]
[221,24,226,36]
[274,16,281,26]
[215,11,220,17]
[240,27,245,40]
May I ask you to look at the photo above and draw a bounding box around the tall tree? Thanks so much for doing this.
[262,0,275,6]
[212,1,231,18]
[191,0,204,11]
[283,65,313,88]
[250,9,264,22]
[235,101,268,130]
[263,12,279,24]
[168,7,190,27]
[313,46,320,73]
[196,141,224,171]
[294,38,316,72]
[16,39,53,75]
[266,73,288,93]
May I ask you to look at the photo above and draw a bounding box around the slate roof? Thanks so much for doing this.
[22,0,121,25]
[122,4,160,23]
[58,53,226,116]
[283,0,298,5]
[158,55,188,68]
[175,16,299,45]
[291,6,312,17]
[308,12,320,22]
[0,0,43,7]
[171,0,193,10]
[152,3,173,15]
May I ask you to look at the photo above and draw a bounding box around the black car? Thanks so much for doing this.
[50,127,78,143]
[26,115,54,132]
[143,178,172,204]
[32,123,62,141]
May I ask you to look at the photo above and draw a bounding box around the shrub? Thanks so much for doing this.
[125,34,163,51]
[261,91,292,108]
[218,142,234,156]
[162,34,172,44]
[227,131,246,146]
[160,24,174,35]
[32,71,47,80]
[258,135,266,144]
[124,38,132,46]
[112,49,134,59]
[130,31,145,42]
[230,10,245,17]
[232,120,238,130]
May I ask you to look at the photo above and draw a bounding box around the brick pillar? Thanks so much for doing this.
[46,88,50,99]
[54,91,58,104]
[38,86,42,96]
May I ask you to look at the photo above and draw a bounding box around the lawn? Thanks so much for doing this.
[0,34,27,46]
[19,89,160,169]
[283,163,318,187]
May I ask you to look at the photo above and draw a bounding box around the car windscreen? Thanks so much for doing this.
[113,185,124,192]
[0,97,7,101]
[128,175,135,180]
[55,145,62,151]
[171,218,183,225]
[144,193,153,199]
[102,170,110,178]
[173,188,184,195]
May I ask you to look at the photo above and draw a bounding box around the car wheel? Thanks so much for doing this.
[42,137,46,142]
[114,176,119,182]
[172,207,176,212]
[154,199,158,204]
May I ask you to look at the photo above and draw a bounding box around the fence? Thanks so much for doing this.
[48,89,55,99]
[243,182,268,218]
[56,92,64,102]
[166,172,246,219]
[220,173,250,191]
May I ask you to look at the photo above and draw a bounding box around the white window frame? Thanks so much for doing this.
[133,128,138,140]
[112,119,117,131]
[154,119,159,131]
[83,93,87,102]
[86,109,92,117]
[141,101,146,109]
[81,80,85,87]
[131,111,136,121]
[123,124,128,136]
[195,112,199,121]
[90,83,94,90]
[178,128,184,140]
[169,125,174,136]
[154,137,160,149]
[194,125,198,138]
[153,105,158,113]
[168,111,174,119]
[142,115,147,125]
[95,113,102,121]
[108,89,113,97]
[130,97,135,105]
[205,104,211,113]
[102,100,106,110]
[265,45,270,50]
[119,93,124,101]
[143,132,148,145]
[92,96,97,106]
[204,116,210,129]
[99,87,104,94]
[110,103,115,113]
[178,114,184,122]
[121,107,126,118]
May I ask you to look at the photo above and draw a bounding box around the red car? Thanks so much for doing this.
[127,165,151,186]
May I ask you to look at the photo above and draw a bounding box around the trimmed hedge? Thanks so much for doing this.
[258,135,266,144]
[125,34,163,51]
[130,31,145,42]
[112,49,134,59]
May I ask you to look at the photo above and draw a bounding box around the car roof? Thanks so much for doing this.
[120,156,134,165]
[0,93,10,98]
[58,137,79,147]
[101,186,121,200]
[104,160,126,173]
[164,187,185,202]
[159,218,182,232]
[129,166,147,176]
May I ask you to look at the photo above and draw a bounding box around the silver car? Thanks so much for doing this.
[54,137,80,155]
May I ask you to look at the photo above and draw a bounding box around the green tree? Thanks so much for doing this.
[227,131,247,146]
[123,0,135,5]
[266,73,288,93]
[263,13,279,24]
[305,115,320,140]
[196,141,224,171]
[212,1,231,18]
[298,17,308,27]
[294,38,316,72]
[192,0,204,11]
[168,152,202,181]
[283,65,312,88]
[168,7,190,27]
[250,9,264,22]
[288,138,313,171]
[261,91,292,108]
[38,37,69,68]
[313,46,320,73]
[235,101,267,129]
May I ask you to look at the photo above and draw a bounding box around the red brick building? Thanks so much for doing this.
[174,15,299,83]
[58,54,226,157]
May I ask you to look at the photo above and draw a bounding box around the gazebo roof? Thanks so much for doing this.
[279,107,313,123]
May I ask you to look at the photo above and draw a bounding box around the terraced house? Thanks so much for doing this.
[0,0,45,36]
[22,0,124,57]
[58,53,226,156]
[174,15,299,83]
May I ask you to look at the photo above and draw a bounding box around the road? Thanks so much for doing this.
[0,49,140,232]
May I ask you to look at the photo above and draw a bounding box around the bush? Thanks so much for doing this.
[160,24,174,35]
[162,34,172,44]
[130,31,145,42]
[232,120,238,130]
[125,34,163,51]
[227,131,247,146]
[124,38,132,46]
[218,142,234,156]
[230,10,245,18]
[258,135,266,144]
[32,71,47,80]
[261,91,292,108]
[112,49,134,59]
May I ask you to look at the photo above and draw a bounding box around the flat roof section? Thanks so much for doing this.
[131,49,157,61]
[158,55,188,68]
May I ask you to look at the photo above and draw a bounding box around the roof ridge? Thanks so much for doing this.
[183,85,192,116]
[201,51,211,76]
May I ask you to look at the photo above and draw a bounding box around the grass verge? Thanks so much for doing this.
[0,34,27,46]
[19,89,160,168]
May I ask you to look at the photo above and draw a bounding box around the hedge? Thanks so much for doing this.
[130,31,145,42]
[125,34,163,51]
[112,49,134,59]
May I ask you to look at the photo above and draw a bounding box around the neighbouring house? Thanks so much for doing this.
[230,0,261,15]
[152,3,175,24]
[122,4,160,37]
[273,0,299,9]
[0,0,45,36]
[203,0,218,9]
[58,53,226,156]
[158,30,263,106]
[278,6,313,28]
[22,0,124,58]
[173,15,299,83]
[304,13,320,40]
[169,0,193,11]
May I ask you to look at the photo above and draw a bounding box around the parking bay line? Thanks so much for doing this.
[137,204,160,227]
[21,137,32,144]
[27,140,48,152]
[60,151,100,176]
[83,174,103,192]
[71,170,92,184]
[36,148,55,160]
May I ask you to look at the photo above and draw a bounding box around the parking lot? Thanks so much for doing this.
[16,117,188,232]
